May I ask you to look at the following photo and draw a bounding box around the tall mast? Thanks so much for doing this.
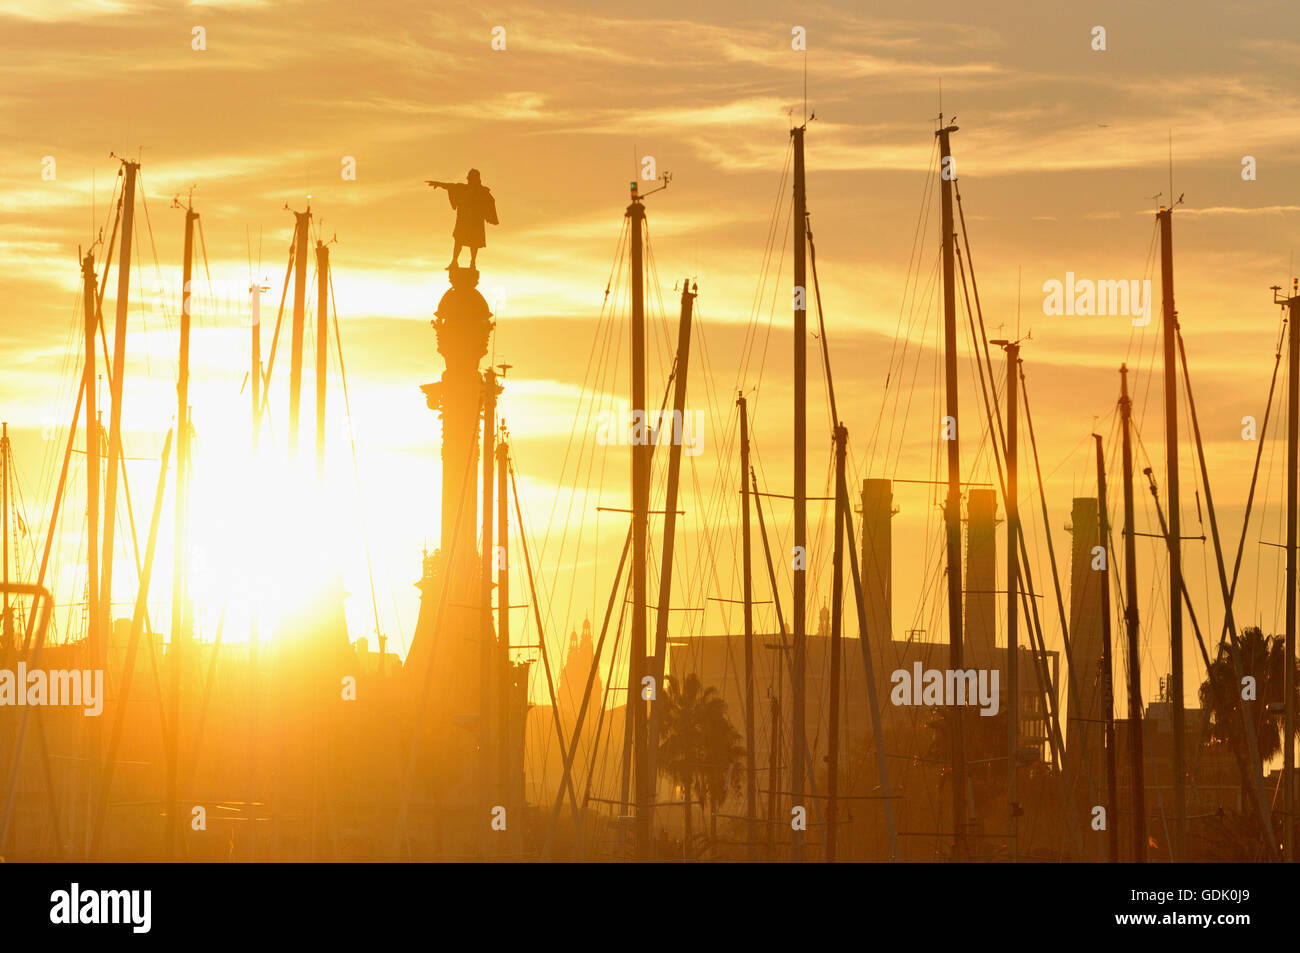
[82,255,99,597]
[174,203,196,614]
[790,122,808,862]
[1157,206,1185,860]
[1,422,9,655]
[81,250,101,856]
[998,340,1020,861]
[288,207,310,462]
[172,200,197,657]
[496,434,511,832]
[739,393,756,859]
[251,278,262,453]
[826,423,847,862]
[646,278,696,844]
[936,118,967,860]
[768,693,780,859]
[315,239,329,477]
[1094,433,1119,862]
[753,465,784,860]
[479,366,499,856]
[167,200,197,860]
[248,254,263,861]
[626,182,651,860]
[1119,364,1146,862]
[100,158,138,670]
[1283,279,1299,861]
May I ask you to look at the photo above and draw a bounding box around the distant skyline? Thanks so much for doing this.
[1,0,1298,722]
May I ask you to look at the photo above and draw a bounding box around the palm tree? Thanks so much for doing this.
[657,673,744,858]
[1198,625,1300,804]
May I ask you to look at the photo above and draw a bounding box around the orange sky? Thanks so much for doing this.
[2,0,1299,717]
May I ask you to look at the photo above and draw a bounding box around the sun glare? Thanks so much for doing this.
[186,438,350,647]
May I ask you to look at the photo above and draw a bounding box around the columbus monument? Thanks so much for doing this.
[405,171,526,858]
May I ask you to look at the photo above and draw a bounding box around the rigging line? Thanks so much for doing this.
[743,187,795,438]
[327,268,383,647]
[542,527,632,857]
[257,237,296,423]
[1125,219,1161,368]
[1172,325,1280,853]
[196,215,213,315]
[886,251,943,479]
[133,176,174,385]
[584,291,624,614]
[1257,342,1286,628]
[949,195,1080,802]
[549,251,623,614]
[535,215,627,567]
[955,243,996,482]
[866,138,939,468]
[661,330,731,652]
[1018,367,1084,787]
[85,427,173,860]
[1135,224,1164,440]
[740,138,793,393]
[516,336,670,697]
[876,152,943,474]
[1219,312,1286,637]
[806,214,838,428]
[580,584,631,844]
[1140,463,1269,844]
[685,301,745,614]
[747,465,826,831]
[509,458,584,821]
[1042,430,1102,486]
[1019,364,1080,672]
[530,275,671,646]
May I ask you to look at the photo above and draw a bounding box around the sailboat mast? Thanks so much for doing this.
[626,184,651,860]
[739,393,756,859]
[248,264,262,860]
[1157,206,1185,860]
[100,159,138,670]
[936,119,967,860]
[1119,364,1146,862]
[1094,434,1119,862]
[497,436,511,827]
[315,240,329,477]
[826,423,847,862]
[173,202,196,655]
[167,202,197,860]
[252,283,262,452]
[81,250,101,857]
[790,123,808,862]
[2,423,8,649]
[1284,280,1299,861]
[1001,341,1020,862]
[479,367,498,856]
[646,278,696,844]
[289,208,310,461]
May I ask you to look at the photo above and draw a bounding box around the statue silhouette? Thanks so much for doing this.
[426,168,498,270]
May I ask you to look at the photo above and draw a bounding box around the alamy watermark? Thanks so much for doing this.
[139,277,268,326]
[890,662,1000,716]
[0,663,104,716]
[50,883,151,933]
[595,405,704,457]
[1042,272,1152,326]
